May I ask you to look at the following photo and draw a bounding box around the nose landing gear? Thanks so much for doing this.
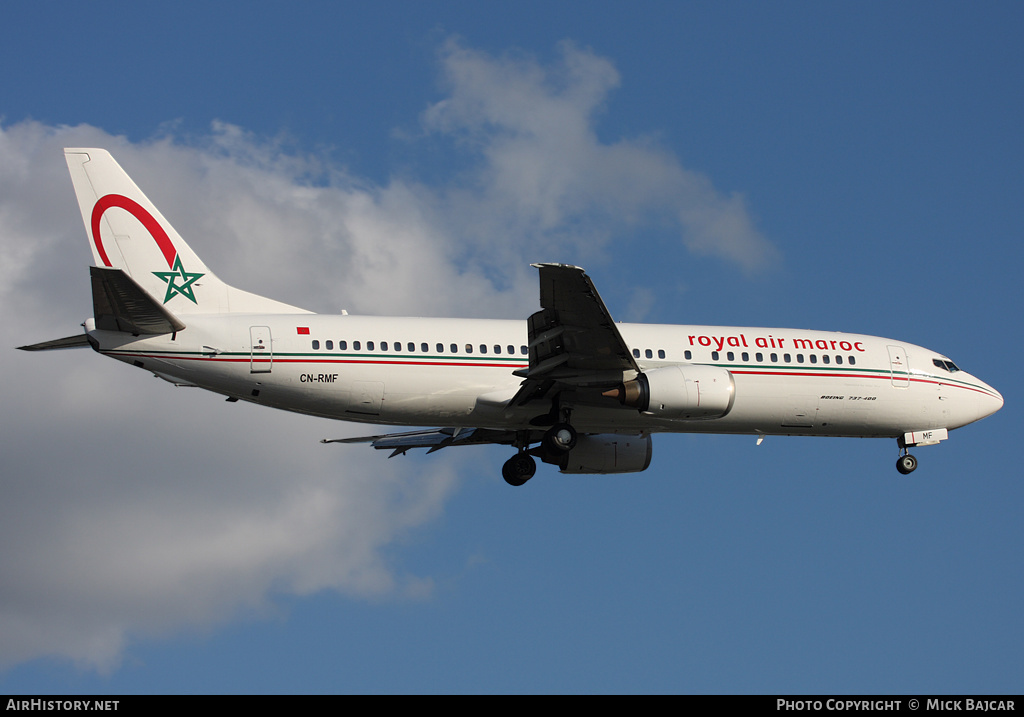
[896,437,918,475]
[896,453,918,475]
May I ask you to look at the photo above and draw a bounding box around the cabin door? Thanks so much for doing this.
[887,345,909,388]
[250,326,273,373]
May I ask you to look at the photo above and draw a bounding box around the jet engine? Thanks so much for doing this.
[605,364,735,419]
[555,434,653,474]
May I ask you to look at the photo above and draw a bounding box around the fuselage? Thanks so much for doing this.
[87,313,1004,440]
[44,149,1003,480]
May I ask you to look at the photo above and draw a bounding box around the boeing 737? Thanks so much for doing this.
[19,149,1003,485]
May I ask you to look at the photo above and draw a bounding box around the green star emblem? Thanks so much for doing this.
[153,255,204,304]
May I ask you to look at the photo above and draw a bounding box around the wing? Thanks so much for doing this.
[323,427,517,457]
[325,264,640,456]
[511,263,639,406]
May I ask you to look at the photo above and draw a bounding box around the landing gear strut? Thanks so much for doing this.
[896,437,918,475]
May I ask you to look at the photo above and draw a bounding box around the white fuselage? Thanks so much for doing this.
[88,314,1004,439]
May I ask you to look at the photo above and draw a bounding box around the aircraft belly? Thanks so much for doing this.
[351,364,516,424]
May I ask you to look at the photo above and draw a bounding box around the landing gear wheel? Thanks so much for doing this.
[502,453,537,486]
[543,423,577,453]
[896,454,918,475]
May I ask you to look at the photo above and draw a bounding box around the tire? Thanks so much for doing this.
[502,454,537,486]
[896,454,918,475]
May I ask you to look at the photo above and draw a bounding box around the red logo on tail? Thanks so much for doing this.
[90,194,177,268]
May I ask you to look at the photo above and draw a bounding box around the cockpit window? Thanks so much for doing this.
[933,358,962,373]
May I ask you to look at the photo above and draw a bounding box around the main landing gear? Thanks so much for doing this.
[502,419,579,486]
[502,452,536,487]
[896,437,918,475]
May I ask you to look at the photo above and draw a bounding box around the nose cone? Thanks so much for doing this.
[942,372,1003,429]
[981,383,1004,419]
[962,376,1003,426]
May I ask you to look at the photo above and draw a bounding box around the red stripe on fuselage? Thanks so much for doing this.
[104,352,526,370]
[100,352,999,399]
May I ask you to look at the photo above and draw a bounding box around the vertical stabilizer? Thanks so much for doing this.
[64,148,308,315]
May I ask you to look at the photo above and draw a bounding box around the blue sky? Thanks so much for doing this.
[1,1,1021,694]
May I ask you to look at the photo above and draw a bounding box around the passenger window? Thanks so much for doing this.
[742,352,749,362]
[784,353,791,363]
[520,346,527,355]
[756,352,763,362]
[381,342,388,351]
[353,341,361,351]
[835,355,843,365]
[822,355,830,364]
[340,340,347,350]
[367,341,375,351]
[658,349,665,359]
[711,351,719,361]
[797,354,804,364]
[480,345,487,354]
[770,353,778,363]
[325,340,333,350]
[848,356,856,366]
[810,354,817,364]
[421,343,428,353]
[645,349,653,359]
[465,344,473,354]
[312,340,320,350]
[508,345,515,355]
[494,345,501,354]
[727,352,735,361]
[451,344,458,353]
[684,350,692,360]
[633,348,641,358]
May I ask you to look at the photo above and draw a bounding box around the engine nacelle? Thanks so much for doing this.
[557,434,653,474]
[606,364,735,419]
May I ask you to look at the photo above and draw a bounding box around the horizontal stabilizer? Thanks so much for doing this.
[17,334,92,351]
[91,266,186,335]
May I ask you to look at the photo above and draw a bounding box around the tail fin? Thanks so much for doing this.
[64,148,308,316]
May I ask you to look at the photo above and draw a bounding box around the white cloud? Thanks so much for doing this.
[0,122,474,672]
[423,39,778,273]
[0,37,774,672]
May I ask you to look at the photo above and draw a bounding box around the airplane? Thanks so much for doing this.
[19,148,1003,486]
